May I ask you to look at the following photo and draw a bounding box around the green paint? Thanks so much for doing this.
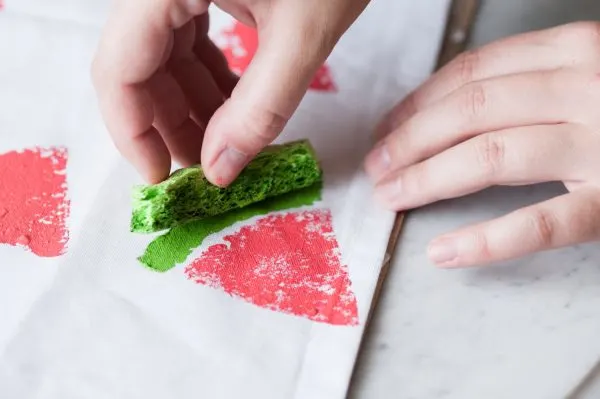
[131,140,322,233]
[138,182,322,272]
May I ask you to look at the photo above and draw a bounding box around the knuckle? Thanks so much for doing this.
[455,49,481,84]
[459,82,488,119]
[526,208,557,248]
[475,134,505,177]
[470,230,493,261]
[392,92,418,127]
[560,21,600,52]
[243,107,289,145]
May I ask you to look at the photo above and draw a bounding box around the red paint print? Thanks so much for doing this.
[185,209,358,325]
[0,147,70,257]
[310,64,337,92]
[216,22,337,92]
[217,21,257,76]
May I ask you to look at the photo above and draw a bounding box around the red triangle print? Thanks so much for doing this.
[0,147,70,257]
[310,64,337,92]
[216,22,338,92]
[185,209,358,325]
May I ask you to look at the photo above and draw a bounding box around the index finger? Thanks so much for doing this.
[92,0,209,183]
[376,23,600,139]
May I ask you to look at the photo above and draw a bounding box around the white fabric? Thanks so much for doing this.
[0,1,450,398]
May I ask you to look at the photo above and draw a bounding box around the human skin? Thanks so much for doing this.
[365,22,600,268]
[91,0,369,186]
[93,3,600,269]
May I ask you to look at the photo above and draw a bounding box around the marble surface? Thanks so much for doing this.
[469,0,600,48]
[352,184,600,398]
[351,1,600,398]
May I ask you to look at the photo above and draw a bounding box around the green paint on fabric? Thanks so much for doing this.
[138,182,322,272]
[131,140,322,233]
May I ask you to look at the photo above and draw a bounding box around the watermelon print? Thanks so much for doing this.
[0,147,70,257]
[215,21,338,92]
[185,209,359,326]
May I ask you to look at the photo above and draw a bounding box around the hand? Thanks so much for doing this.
[92,0,368,185]
[365,22,600,268]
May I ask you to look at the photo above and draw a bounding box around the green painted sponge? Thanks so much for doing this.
[131,139,323,233]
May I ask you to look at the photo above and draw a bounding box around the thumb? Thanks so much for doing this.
[201,11,338,186]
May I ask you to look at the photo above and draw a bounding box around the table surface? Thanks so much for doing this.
[351,1,600,398]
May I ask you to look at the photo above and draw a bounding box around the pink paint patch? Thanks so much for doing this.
[216,22,337,92]
[0,147,70,257]
[217,21,257,76]
[310,64,337,92]
[185,209,358,325]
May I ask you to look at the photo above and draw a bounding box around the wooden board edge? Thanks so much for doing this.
[347,1,481,396]
[360,0,481,333]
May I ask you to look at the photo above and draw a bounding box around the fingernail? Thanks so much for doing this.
[210,146,249,187]
[374,176,402,208]
[428,237,459,266]
[365,141,391,181]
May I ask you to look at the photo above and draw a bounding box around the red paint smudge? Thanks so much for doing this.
[185,209,358,325]
[0,147,70,257]
[310,64,337,92]
[216,22,337,92]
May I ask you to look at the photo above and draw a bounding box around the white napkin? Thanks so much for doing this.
[0,1,449,398]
